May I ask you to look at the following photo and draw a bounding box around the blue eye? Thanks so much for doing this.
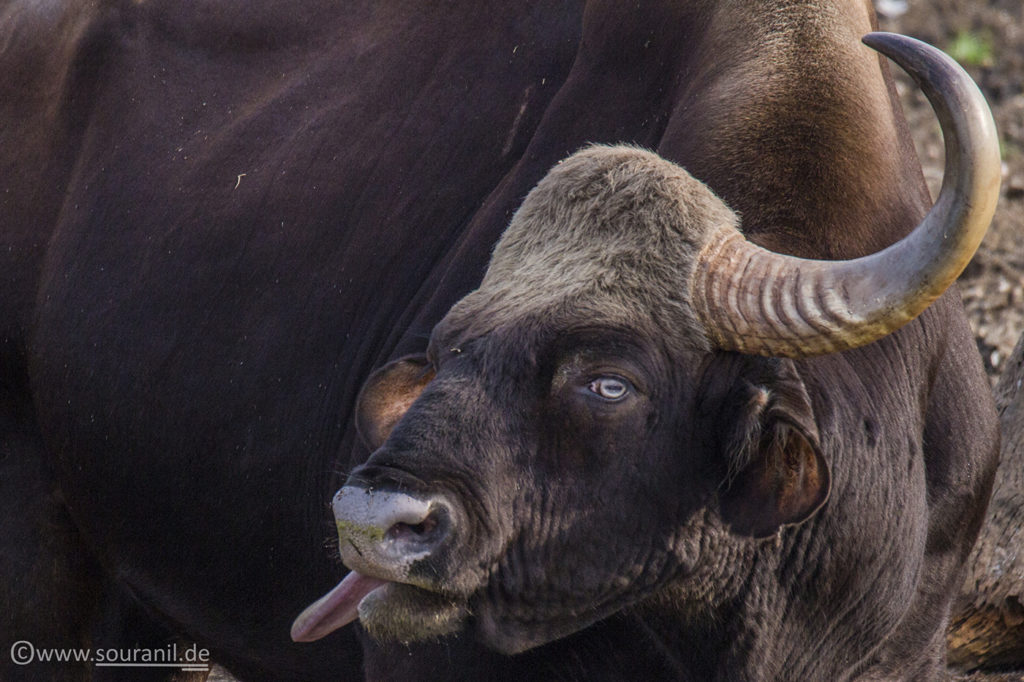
[588,377,630,401]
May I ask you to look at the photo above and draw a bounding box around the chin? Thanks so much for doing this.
[358,582,469,643]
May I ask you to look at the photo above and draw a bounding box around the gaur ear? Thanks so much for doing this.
[699,355,830,539]
[356,354,435,450]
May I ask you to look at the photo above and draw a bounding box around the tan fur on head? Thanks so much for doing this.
[442,145,739,348]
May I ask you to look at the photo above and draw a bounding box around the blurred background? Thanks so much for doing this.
[876,0,1023,385]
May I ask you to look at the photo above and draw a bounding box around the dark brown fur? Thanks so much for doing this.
[0,0,996,679]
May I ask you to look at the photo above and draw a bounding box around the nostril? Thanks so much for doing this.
[386,505,449,547]
[388,516,436,541]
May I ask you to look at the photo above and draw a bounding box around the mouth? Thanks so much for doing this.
[291,570,468,643]
[292,485,473,643]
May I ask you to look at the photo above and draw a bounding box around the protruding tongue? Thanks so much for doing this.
[290,571,388,642]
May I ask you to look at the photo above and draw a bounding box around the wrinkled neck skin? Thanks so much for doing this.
[355,521,842,681]
[358,503,903,682]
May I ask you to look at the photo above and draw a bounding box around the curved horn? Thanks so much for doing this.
[690,32,1001,357]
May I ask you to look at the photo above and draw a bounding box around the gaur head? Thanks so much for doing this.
[292,33,999,654]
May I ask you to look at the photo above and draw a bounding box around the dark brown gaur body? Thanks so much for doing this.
[0,0,999,680]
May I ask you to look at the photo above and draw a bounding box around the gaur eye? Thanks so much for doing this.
[587,377,630,401]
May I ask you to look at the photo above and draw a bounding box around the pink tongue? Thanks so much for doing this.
[290,571,388,642]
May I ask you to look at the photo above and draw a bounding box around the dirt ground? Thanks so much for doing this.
[209,4,1023,680]
[878,0,1024,386]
